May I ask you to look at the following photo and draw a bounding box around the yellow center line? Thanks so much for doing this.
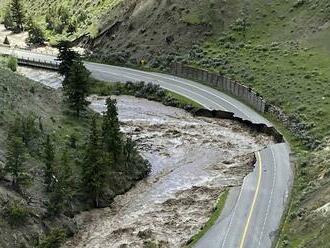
[239,152,263,248]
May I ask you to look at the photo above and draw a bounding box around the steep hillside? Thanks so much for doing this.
[0,63,150,247]
[1,0,242,57]
[0,66,77,247]
[82,0,242,62]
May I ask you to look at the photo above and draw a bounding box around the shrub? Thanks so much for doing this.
[37,229,67,248]
[7,56,17,72]
[293,0,305,8]
[3,200,29,226]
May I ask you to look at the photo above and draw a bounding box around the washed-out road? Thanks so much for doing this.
[0,46,293,248]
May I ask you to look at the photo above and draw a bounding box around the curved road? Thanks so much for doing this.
[0,47,293,248]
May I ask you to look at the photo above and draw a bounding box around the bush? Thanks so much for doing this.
[37,229,67,248]
[3,200,29,226]
[7,56,18,72]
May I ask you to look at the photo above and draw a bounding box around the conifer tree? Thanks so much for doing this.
[5,135,25,188]
[57,40,80,78]
[60,149,72,188]
[44,135,55,192]
[82,115,106,207]
[3,36,10,45]
[59,149,73,206]
[47,174,65,216]
[102,98,122,164]
[3,5,14,30]
[10,0,25,33]
[63,61,90,116]
[26,18,45,46]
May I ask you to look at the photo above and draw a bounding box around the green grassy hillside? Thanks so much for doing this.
[183,1,330,246]
[1,0,124,43]
[86,0,330,246]
[191,0,330,142]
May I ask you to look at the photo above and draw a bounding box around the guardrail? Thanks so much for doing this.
[0,44,60,70]
[17,57,60,70]
[170,63,266,113]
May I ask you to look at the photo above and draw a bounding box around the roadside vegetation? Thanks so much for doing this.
[89,80,202,109]
[185,190,229,248]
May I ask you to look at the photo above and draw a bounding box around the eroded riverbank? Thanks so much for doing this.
[63,95,274,248]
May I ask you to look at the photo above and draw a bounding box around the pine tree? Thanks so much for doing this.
[82,115,106,207]
[59,149,73,204]
[44,135,55,192]
[3,5,14,31]
[102,98,122,165]
[63,61,90,116]
[60,149,72,187]
[10,0,25,33]
[57,40,80,78]
[47,174,65,216]
[26,18,45,46]
[46,150,72,216]
[123,137,136,174]
[5,135,25,188]
[3,36,10,45]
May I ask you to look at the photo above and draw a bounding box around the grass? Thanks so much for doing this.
[166,91,202,108]
[185,190,229,248]
[89,79,203,108]
[183,0,330,143]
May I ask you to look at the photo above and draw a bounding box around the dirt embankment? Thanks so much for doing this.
[63,95,274,248]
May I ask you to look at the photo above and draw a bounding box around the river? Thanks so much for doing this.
[18,67,274,247]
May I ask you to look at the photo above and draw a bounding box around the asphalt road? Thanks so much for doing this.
[0,47,293,248]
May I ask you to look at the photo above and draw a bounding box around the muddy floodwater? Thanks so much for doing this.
[63,96,273,248]
[18,66,63,89]
[17,67,273,247]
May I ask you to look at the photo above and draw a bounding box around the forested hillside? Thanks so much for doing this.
[0,61,150,247]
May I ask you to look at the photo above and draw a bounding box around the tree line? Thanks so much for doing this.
[0,41,150,215]
[2,0,81,46]
[1,100,149,214]
[2,0,46,45]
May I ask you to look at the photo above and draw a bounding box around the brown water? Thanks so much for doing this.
[63,95,273,248]
[16,67,273,247]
